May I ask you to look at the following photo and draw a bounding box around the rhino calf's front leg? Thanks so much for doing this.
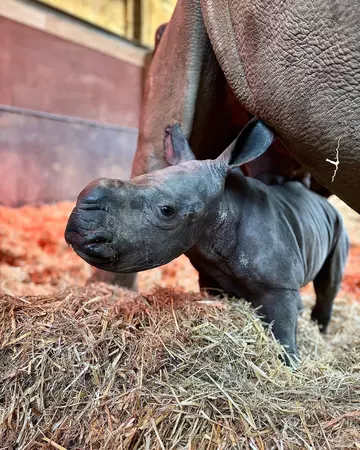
[252,289,301,366]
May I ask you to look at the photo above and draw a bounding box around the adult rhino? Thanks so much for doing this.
[88,0,359,288]
[135,0,359,203]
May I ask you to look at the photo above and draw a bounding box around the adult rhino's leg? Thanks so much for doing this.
[202,0,360,212]
[132,0,248,178]
[87,23,176,289]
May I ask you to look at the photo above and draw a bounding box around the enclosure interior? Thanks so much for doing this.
[1,4,360,299]
[1,2,360,449]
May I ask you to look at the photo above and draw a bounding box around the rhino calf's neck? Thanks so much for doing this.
[65,119,349,365]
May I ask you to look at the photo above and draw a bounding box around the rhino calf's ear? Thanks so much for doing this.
[220,118,275,169]
[164,123,196,166]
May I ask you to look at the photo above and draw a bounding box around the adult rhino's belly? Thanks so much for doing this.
[202,0,360,212]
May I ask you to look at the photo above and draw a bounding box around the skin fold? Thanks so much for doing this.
[152,22,331,196]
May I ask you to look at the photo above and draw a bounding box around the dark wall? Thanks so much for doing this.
[0,109,137,206]
[0,17,143,206]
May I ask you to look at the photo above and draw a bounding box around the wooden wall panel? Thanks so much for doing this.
[36,0,178,48]
[0,0,147,67]
[0,17,142,128]
[37,0,128,38]
[0,109,137,206]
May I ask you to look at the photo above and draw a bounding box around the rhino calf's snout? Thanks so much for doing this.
[65,179,120,266]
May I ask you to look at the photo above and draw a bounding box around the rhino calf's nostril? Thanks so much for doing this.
[78,203,102,211]
[93,236,108,244]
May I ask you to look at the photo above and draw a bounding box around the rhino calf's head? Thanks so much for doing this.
[65,119,274,273]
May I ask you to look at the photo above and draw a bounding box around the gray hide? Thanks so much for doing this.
[89,0,359,288]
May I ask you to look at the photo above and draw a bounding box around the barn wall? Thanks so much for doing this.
[0,16,142,127]
[0,108,138,207]
[0,2,148,206]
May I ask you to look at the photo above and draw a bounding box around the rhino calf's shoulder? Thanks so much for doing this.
[65,119,349,365]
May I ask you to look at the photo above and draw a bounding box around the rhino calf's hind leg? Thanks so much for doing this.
[311,229,350,333]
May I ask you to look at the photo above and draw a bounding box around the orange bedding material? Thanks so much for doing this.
[0,202,198,296]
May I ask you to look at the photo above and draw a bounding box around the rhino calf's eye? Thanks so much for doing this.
[160,205,175,217]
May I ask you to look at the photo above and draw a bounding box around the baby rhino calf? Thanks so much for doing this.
[65,119,349,364]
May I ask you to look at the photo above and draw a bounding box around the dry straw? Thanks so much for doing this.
[1,284,359,449]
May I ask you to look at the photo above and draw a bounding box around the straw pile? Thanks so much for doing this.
[1,285,360,449]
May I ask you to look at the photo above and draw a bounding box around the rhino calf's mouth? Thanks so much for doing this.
[65,189,120,267]
[65,226,118,266]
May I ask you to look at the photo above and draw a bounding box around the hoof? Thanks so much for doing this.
[281,351,299,369]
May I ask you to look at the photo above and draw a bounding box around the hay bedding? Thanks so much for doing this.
[0,200,360,448]
[1,286,360,449]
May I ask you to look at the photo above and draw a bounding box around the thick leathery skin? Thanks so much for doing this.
[201,0,360,211]
[134,0,359,211]
[93,0,356,289]
[150,18,331,195]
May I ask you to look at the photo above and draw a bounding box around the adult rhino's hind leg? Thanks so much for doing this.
[120,0,241,291]
[311,228,350,333]
[87,1,210,290]
[86,23,172,291]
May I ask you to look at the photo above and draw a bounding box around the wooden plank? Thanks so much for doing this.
[0,17,143,127]
[126,0,135,40]
[0,0,147,67]
[0,108,138,206]
[37,0,127,37]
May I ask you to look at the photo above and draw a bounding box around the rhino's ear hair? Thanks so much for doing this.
[164,123,196,166]
[219,118,274,170]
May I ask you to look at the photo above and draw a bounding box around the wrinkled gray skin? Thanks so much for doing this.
[133,0,360,209]
[153,22,331,198]
[65,120,349,364]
